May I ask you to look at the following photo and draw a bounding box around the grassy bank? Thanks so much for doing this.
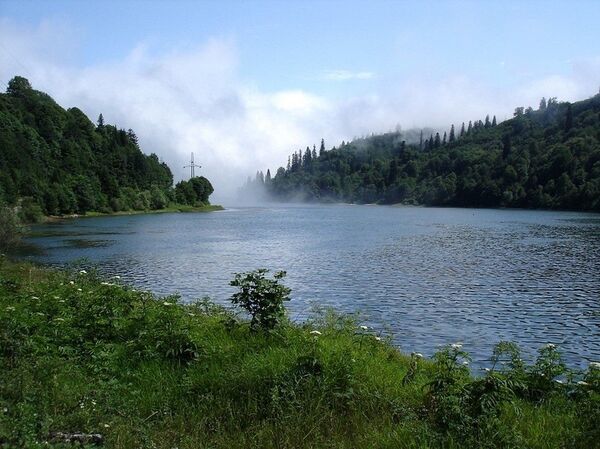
[49,204,224,220]
[0,260,598,449]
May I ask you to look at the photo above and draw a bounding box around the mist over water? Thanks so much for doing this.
[24,205,600,370]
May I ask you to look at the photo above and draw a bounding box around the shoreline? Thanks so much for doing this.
[42,204,224,222]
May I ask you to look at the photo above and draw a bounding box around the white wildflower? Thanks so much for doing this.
[5,306,15,312]
[554,379,564,384]
[69,281,75,285]
[103,424,110,428]
[77,288,82,292]
[483,368,491,372]
[450,342,463,350]
[31,296,39,300]
[113,275,121,280]
[359,325,368,331]
[79,270,87,275]
[163,302,173,306]
[412,352,423,358]
[462,361,469,366]
[590,362,600,370]
[53,296,60,300]
[2,407,7,413]
[577,381,589,386]
[545,343,556,349]
[374,336,382,341]
[310,330,322,336]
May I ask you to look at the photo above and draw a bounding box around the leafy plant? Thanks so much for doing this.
[0,205,22,253]
[229,269,291,331]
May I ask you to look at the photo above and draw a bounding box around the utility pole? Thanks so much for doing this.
[183,152,201,178]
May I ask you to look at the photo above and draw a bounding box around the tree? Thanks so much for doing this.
[565,103,573,132]
[539,97,547,111]
[467,121,472,135]
[492,115,497,127]
[319,139,326,156]
[449,125,455,142]
[434,133,441,148]
[419,130,424,149]
[97,113,104,128]
[485,115,491,128]
[6,76,32,96]
[265,169,272,184]
[502,134,512,159]
[460,122,465,137]
[442,132,447,145]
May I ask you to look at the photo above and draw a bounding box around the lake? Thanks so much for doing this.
[24,204,600,370]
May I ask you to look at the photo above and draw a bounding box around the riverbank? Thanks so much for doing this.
[0,259,598,448]
[43,204,224,222]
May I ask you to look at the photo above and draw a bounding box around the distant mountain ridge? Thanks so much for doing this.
[0,76,214,219]
[250,93,600,211]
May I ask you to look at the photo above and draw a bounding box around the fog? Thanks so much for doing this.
[1,19,599,204]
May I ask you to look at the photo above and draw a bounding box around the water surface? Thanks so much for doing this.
[25,205,600,369]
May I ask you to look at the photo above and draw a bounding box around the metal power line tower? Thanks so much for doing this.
[183,152,201,178]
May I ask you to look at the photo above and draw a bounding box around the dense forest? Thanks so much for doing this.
[0,76,213,220]
[247,93,600,211]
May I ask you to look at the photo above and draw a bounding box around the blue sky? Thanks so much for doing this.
[1,0,599,199]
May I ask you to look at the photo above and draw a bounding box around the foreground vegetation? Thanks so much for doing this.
[0,261,598,448]
[247,93,600,210]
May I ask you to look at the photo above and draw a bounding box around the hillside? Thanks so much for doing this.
[0,76,214,219]
[253,94,600,211]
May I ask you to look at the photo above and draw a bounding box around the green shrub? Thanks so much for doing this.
[230,269,291,331]
[0,205,22,252]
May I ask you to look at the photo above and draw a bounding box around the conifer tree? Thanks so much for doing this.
[442,132,447,145]
[565,103,573,132]
[485,115,491,128]
[419,130,423,149]
[312,145,317,160]
[502,134,511,159]
[434,133,441,148]
[97,113,104,128]
[492,115,497,126]
[319,138,326,156]
[467,121,472,135]
[449,124,455,142]
[460,122,465,137]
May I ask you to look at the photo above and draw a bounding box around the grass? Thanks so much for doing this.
[57,204,224,220]
[0,258,598,449]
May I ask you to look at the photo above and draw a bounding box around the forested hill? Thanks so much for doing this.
[0,76,214,220]
[252,94,600,211]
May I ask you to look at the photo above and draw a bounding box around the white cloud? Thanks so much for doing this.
[1,19,599,203]
[322,69,375,81]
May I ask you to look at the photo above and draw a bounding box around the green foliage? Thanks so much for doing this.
[261,93,600,210]
[0,261,597,448]
[174,176,214,206]
[0,204,22,252]
[229,269,291,331]
[0,76,215,216]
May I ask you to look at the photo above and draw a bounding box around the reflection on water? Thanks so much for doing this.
[24,205,600,369]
